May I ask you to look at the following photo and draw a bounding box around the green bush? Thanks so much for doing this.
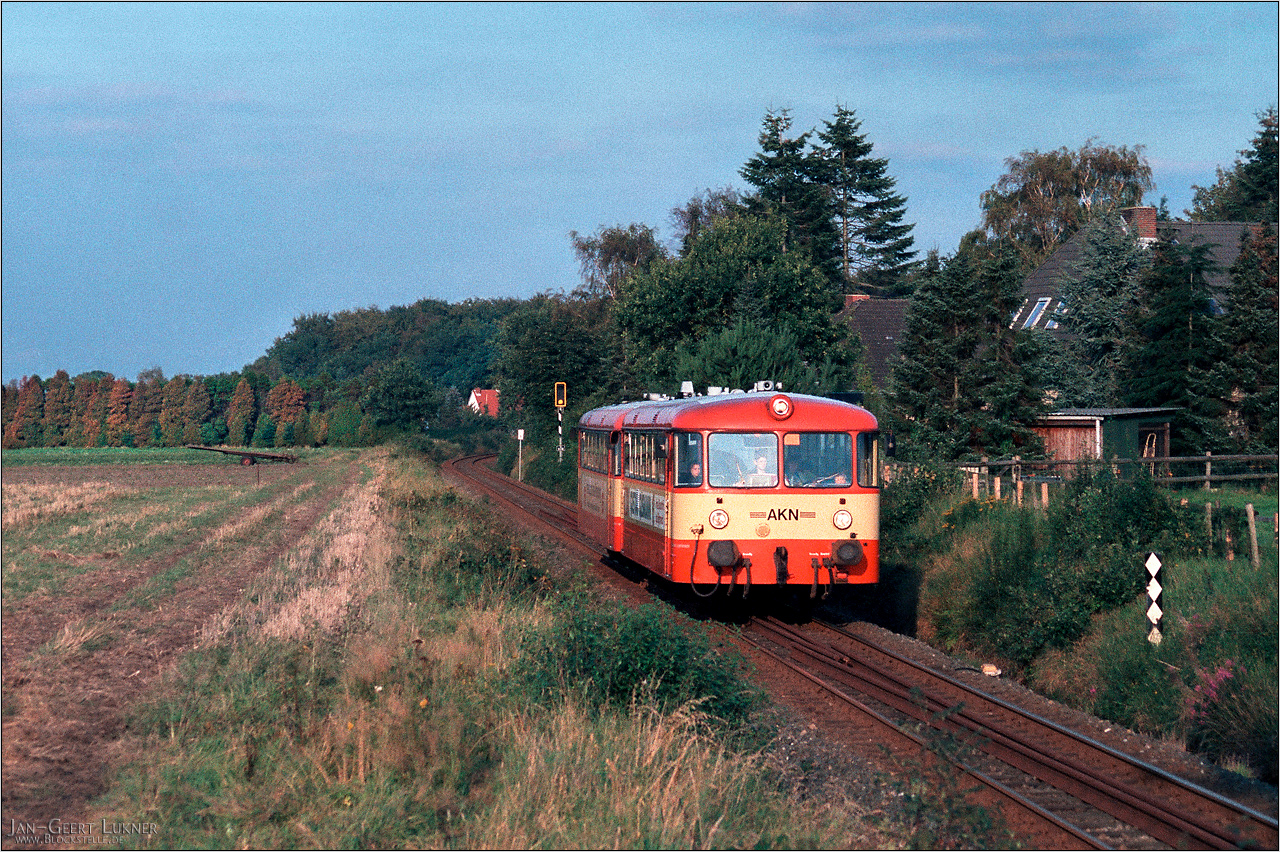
[512,598,762,728]
[522,445,577,502]
[1091,630,1185,732]
[1047,470,1206,560]
[881,463,964,555]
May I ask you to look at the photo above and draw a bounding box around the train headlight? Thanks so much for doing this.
[832,509,853,530]
[709,509,730,530]
[768,394,793,420]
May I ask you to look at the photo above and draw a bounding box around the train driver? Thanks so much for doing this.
[679,462,702,487]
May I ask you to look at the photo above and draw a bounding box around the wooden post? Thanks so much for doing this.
[1205,502,1213,548]
[1246,504,1260,568]
[1204,451,1212,491]
[972,469,980,499]
[1041,481,1050,508]
[1014,456,1022,507]
[994,475,1002,500]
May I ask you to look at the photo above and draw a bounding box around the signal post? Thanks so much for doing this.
[554,382,567,463]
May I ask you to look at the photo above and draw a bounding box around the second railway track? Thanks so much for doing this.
[442,453,1278,849]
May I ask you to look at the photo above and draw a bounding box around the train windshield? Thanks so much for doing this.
[708,433,778,487]
[783,433,852,488]
[674,432,703,487]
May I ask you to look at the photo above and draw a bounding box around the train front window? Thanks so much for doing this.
[708,433,777,487]
[783,433,852,488]
[675,432,703,487]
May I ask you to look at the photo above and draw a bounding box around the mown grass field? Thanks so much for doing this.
[4,446,996,850]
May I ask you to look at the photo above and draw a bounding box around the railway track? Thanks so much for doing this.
[442,453,1278,849]
[743,617,1278,850]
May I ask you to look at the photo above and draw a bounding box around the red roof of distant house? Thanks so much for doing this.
[468,388,500,417]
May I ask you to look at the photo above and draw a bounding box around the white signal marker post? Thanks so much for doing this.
[1145,552,1163,645]
[554,382,567,464]
[517,429,525,481]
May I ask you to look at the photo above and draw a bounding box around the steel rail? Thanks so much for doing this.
[737,622,1108,849]
[811,618,1280,847]
[757,617,1277,850]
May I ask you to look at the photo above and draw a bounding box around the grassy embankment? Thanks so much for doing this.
[882,466,1278,784]
[11,445,1011,849]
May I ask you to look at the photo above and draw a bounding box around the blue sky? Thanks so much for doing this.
[3,2,1276,384]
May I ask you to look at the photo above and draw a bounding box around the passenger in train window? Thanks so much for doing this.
[745,453,777,487]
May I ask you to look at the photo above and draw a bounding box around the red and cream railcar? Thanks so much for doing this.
[577,392,880,596]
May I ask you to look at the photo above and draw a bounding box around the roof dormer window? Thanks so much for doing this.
[1022,297,1052,329]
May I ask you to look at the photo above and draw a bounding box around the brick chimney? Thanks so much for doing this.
[843,294,870,309]
[1120,206,1158,242]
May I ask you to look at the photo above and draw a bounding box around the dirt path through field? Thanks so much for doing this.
[1,457,365,838]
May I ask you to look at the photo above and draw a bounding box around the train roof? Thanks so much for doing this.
[578,392,878,432]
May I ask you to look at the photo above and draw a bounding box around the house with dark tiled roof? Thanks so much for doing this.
[840,295,908,389]
[837,208,1267,393]
[1010,206,1264,332]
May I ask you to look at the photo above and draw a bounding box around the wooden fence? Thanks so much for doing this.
[944,453,1278,506]
[886,453,1278,568]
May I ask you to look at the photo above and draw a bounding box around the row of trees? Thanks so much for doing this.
[1,358,455,450]
[503,107,1277,461]
[496,107,919,423]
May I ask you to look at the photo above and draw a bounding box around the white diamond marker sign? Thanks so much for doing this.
[1145,552,1163,645]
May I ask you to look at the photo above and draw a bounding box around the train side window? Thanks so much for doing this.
[674,432,703,487]
[623,431,666,485]
[579,430,610,473]
[857,431,880,488]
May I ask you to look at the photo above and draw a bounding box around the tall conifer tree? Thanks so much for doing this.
[1122,238,1217,453]
[1186,225,1279,452]
[41,370,75,447]
[225,378,257,446]
[159,377,188,446]
[740,110,841,281]
[815,106,918,294]
[1044,217,1152,406]
[890,237,1044,459]
[182,380,213,444]
[2,375,44,448]
[105,379,134,447]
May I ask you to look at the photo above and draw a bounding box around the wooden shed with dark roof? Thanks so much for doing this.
[1031,407,1179,462]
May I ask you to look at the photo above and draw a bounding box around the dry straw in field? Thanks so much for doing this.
[1,481,124,530]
